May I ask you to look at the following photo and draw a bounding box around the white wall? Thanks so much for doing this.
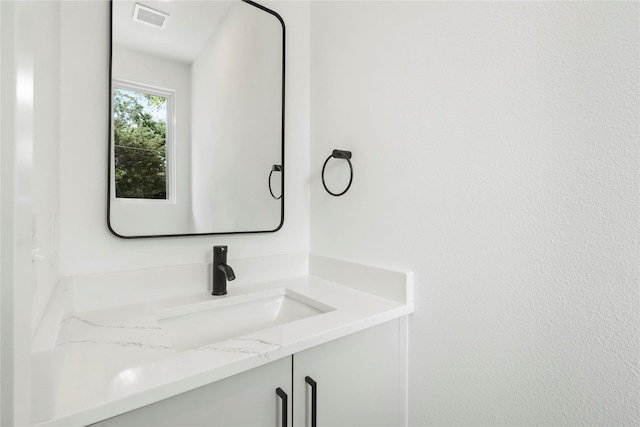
[59,0,310,276]
[310,1,639,425]
[191,1,283,232]
[110,46,193,236]
[1,1,38,424]
[31,0,61,336]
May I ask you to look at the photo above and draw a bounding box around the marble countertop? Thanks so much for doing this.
[33,254,413,426]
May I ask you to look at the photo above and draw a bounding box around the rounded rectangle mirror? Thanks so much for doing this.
[108,0,285,238]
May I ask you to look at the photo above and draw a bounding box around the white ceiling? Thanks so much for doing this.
[112,0,234,64]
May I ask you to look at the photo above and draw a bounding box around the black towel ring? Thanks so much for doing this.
[269,165,283,200]
[322,150,353,197]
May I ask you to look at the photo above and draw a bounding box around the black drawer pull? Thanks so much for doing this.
[276,387,288,427]
[305,376,317,427]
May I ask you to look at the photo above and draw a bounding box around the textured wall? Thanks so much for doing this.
[310,1,639,425]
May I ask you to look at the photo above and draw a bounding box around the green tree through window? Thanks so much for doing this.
[113,85,168,199]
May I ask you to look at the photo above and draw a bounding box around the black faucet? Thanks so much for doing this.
[212,245,235,296]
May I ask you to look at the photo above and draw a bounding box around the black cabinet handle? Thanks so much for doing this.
[305,376,317,427]
[276,387,288,427]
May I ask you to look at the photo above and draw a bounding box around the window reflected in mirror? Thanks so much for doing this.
[113,80,173,200]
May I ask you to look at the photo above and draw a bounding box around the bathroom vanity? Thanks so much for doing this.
[32,254,413,426]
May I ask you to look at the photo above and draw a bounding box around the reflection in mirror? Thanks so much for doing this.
[108,0,284,238]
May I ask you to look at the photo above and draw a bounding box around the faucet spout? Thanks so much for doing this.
[218,263,236,281]
[212,245,235,296]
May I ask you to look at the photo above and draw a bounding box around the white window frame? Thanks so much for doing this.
[111,78,176,204]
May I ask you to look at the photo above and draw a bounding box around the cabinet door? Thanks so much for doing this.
[91,356,292,427]
[293,320,402,427]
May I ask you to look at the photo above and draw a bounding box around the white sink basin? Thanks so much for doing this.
[156,289,333,351]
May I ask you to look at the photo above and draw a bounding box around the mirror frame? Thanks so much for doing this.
[107,0,285,239]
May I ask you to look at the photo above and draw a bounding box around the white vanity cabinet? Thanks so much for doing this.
[293,320,402,427]
[90,356,292,427]
[90,320,403,427]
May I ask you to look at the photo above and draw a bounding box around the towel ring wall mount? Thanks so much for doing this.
[322,149,353,197]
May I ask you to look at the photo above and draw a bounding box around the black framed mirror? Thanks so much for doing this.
[108,0,285,238]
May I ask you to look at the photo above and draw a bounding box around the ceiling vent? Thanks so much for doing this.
[133,3,169,29]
